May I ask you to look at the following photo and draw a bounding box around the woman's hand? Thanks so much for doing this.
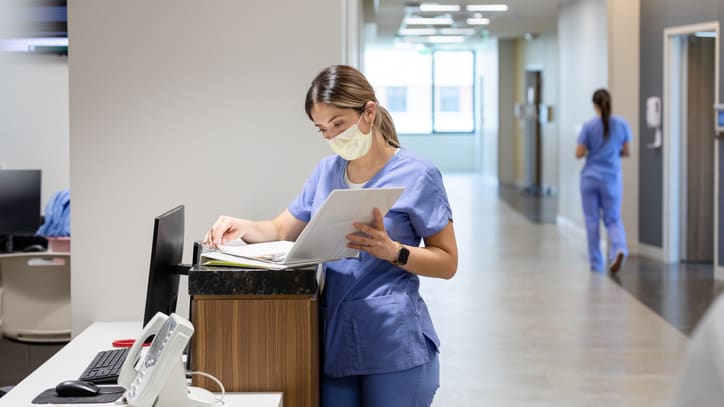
[345,208,399,263]
[202,215,247,249]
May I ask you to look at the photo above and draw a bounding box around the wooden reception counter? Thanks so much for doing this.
[188,265,319,407]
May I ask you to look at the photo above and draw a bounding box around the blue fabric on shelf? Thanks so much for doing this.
[36,189,70,237]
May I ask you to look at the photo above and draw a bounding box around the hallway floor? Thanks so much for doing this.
[422,173,709,406]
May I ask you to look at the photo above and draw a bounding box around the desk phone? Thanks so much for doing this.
[117,312,216,407]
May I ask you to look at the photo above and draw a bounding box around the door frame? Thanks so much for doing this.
[662,22,720,272]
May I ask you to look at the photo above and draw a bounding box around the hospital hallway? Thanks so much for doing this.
[423,173,724,406]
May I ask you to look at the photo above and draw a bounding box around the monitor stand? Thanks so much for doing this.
[0,234,13,253]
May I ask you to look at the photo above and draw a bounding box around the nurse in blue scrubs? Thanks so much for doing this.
[576,89,632,274]
[204,65,458,407]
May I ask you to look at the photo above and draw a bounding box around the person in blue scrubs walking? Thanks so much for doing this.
[204,65,459,407]
[576,89,632,274]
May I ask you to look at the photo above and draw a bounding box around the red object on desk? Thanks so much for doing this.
[112,338,151,348]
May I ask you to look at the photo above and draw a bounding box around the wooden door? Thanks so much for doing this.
[524,70,542,191]
[685,36,715,262]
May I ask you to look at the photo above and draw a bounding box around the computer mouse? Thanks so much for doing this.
[23,244,45,252]
[55,380,100,397]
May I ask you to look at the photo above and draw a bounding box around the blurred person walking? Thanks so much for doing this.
[575,89,632,274]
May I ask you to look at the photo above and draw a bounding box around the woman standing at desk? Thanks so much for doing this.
[204,65,458,407]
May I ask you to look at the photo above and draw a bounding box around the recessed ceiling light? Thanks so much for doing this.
[427,35,466,43]
[399,28,438,36]
[466,4,508,12]
[404,16,454,25]
[419,3,461,12]
[439,28,475,35]
[466,17,490,25]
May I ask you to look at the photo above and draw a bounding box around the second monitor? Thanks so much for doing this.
[144,205,185,326]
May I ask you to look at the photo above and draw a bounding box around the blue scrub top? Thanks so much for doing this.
[577,115,632,179]
[288,149,453,377]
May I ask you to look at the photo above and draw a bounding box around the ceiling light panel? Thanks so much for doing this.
[439,28,476,35]
[419,3,461,12]
[427,35,466,43]
[399,28,438,36]
[404,16,454,25]
[466,17,490,25]
[466,4,509,12]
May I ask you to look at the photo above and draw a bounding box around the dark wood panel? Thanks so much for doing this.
[686,36,715,261]
[191,295,319,407]
[524,70,542,188]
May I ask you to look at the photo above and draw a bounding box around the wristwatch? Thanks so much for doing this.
[392,243,410,266]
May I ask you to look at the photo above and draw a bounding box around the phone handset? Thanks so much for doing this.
[118,312,169,389]
[119,312,216,407]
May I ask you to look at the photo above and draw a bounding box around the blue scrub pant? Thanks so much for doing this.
[580,174,628,271]
[320,345,439,407]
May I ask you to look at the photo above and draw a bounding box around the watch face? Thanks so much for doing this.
[397,246,410,265]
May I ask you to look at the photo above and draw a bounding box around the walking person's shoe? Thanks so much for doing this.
[609,251,625,274]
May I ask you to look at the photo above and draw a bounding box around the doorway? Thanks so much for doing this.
[683,34,715,262]
[523,69,542,194]
[663,22,720,271]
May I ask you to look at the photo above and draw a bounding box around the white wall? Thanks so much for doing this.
[498,39,516,185]
[0,53,69,210]
[608,0,640,254]
[69,0,346,334]
[477,39,500,177]
[557,0,608,229]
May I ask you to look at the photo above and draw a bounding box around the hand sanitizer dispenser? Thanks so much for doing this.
[714,104,724,136]
[646,96,662,148]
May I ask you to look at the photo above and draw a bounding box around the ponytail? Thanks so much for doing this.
[376,105,400,147]
[592,89,612,139]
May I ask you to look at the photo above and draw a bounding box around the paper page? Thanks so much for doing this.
[219,241,295,262]
[286,187,404,263]
[202,251,302,270]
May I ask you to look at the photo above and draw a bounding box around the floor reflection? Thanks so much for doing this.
[612,256,724,335]
[497,183,724,336]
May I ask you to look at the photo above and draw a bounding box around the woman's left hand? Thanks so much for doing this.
[346,208,399,263]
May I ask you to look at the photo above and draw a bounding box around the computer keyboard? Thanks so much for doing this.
[78,347,131,384]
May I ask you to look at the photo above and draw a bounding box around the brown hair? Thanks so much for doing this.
[305,65,400,147]
[592,89,612,139]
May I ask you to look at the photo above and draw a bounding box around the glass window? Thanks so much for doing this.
[438,86,460,112]
[365,49,433,134]
[365,48,474,134]
[433,51,474,132]
[386,86,407,112]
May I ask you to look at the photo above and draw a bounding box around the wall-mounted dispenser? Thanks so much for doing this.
[714,104,724,137]
[646,96,662,149]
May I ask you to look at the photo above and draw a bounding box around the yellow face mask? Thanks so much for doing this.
[328,115,372,161]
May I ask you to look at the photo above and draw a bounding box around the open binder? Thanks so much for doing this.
[202,187,404,270]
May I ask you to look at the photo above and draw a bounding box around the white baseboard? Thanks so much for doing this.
[556,215,615,254]
[556,215,586,241]
[637,242,665,261]
[716,268,724,281]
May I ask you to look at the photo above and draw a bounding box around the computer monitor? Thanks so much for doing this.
[143,205,184,326]
[0,169,42,252]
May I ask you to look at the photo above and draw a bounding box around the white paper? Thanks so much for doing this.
[215,187,404,268]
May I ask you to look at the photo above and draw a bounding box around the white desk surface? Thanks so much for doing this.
[0,321,282,407]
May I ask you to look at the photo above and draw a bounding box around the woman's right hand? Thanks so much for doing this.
[202,215,247,249]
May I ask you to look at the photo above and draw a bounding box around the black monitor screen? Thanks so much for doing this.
[144,205,184,326]
[0,169,42,235]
